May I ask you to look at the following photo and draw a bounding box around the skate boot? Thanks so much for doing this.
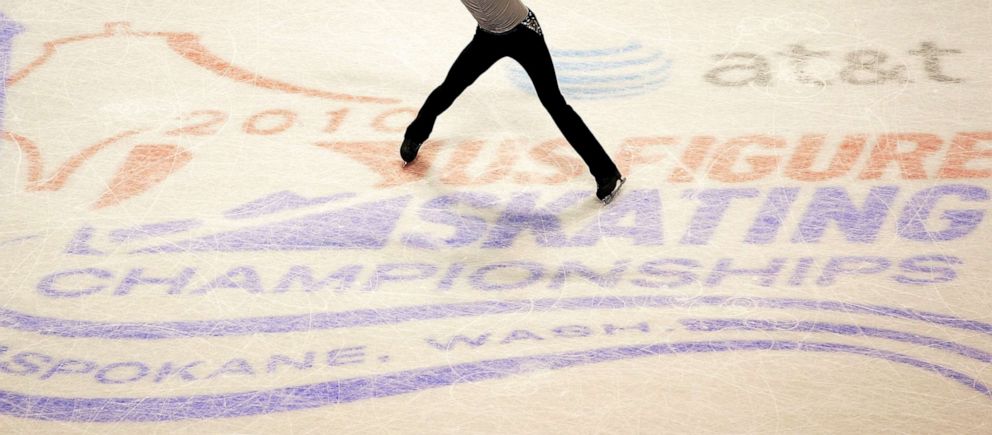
[400,138,423,165]
[596,173,626,205]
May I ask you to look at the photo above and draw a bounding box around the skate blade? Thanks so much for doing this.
[600,177,626,205]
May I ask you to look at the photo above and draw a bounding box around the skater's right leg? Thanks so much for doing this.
[403,29,503,163]
[508,27,624,203]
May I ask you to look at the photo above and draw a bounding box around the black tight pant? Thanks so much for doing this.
[405,23,620,181]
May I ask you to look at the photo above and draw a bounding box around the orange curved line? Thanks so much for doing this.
[165,33,400,104]
[4,132,43,185]
[6,22,400,104]
[7,33,108,86]
[37,129,147,191]
[3,129,146,191]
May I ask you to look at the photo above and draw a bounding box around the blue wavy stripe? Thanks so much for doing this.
[553,51,668,72]
[559,77,669,96]
[2,294,991,340]
[561,87,665,100]
[512,76,669,99]
[682,318,992,363]
[509,61,672,85]
[0,340,987,422]
[549,42,642,57]
[511,75,669,95]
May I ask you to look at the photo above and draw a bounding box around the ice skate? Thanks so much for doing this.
[596,174,626,205]
[400,138,423,165]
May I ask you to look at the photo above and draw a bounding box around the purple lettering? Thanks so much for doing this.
[631,258,700,288]
[436,262,466,291]
[745,187,800,244]
[571,190,664,246]
[364,263,438,291]
[681,188,760,245]
[191,266,263,294]
[551,325,593,338]
[893,255,963,285]
[898,184,989,241]
[788,257,816,286]
[817,256,891,286]
[272,265,362,292]
[267,352,316,373]
[793,186,900,243]
[705,257,786,287]
[37,268,112,298]
[206,358,255,379]
[154,361,203,383]
[500,330,545,344]
[326,346,365,366]
[549,260,629,289]
[95,362,150,384]
[65,226,105,256]
[39,359,97,380]
[603,322,650,335]
[469,261,545,291]
[481,192,584,248]
[134,196,410,252]
[0,352,51,375]
[425,334,491,351]
[114,267,196,295]
[0,339,986,421]
[403,193,498,249]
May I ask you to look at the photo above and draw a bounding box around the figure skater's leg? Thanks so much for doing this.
[508,28,621,184]
[405,30,504,144]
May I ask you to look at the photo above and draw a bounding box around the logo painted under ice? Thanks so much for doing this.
[508,42,672,99]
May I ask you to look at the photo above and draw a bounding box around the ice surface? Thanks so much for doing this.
[1,0,991,433]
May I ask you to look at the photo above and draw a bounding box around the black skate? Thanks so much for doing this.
[596,174,626,205]
[400,138,423,165]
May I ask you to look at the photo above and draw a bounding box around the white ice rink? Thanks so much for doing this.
[1,1,991,433]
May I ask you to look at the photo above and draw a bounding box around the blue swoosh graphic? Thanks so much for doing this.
[0,340,986,422]
[556,86,667,100]
[559,78,669,96]
[511,68,671,100]
[513,77,670,99]
[553,51,668,72]
[508,42,672,99]
[510,62,672,85]
[682,318,992,363]
[2,295,991,339]
[549,42,643,57]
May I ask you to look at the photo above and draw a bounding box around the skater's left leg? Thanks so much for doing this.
[402,30,505,164]
[508,28,621,183]
[405,31,503,145]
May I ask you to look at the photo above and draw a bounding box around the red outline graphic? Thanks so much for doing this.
[3,22,404,208]
[6,22,400,104]
[7,129,147,192]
